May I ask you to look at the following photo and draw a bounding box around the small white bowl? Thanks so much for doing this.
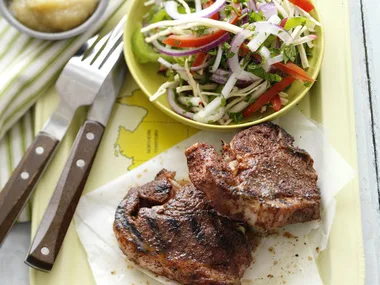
[0,0,109,40]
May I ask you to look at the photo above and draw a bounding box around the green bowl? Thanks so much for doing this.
[124,1,324,131]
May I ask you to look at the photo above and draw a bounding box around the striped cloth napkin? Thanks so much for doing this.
[0,0,125,221]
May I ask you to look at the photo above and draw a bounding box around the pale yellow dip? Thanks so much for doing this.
[10,0,99,33]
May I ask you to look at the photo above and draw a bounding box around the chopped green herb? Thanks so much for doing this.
[208,49,217,56]
[208,95,217,102]
[216,85,224,93]
[305,45,313,57]
[224,5,240,17]
[244,94,252,102]
[168,69,175,81]
[304,82,312,87]
[174,56,187,66]
[282,45,297,63]
[229,112,244,123]
[223,42,231,52]
[269,47,281,57]
[249,11,265,22]
[247,64,282,83]
[221,97,227,106]
[196,26,208,36]
[263,35,277,47]
[227,52,236,59]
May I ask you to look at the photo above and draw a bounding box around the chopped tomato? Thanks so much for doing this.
[288,0,314,12]
[243,76,296,117]
[271,95,282,112]
[273,62,314,83]
[163,15,238,48]
[193,52,208,67]
[203,0,220,20]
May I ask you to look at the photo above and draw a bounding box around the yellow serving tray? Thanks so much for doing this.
[30,0,365,284]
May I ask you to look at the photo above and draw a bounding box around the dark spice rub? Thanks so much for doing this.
[114,169,252,285]
[185,122,321,230]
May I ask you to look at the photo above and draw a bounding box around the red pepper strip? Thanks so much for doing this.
[288,0,314,12]
[239,43,250,57]
[203,0,220,20]
[273,62,314,83]
[243,76,296,117]
[163,15,238,48]
[280,18,288,28]
[193,52,208,67]
[271,94,282,112]
[239,43,262,63]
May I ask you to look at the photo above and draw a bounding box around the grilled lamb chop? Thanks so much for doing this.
[114,169,252,285]
[185,122,320,230]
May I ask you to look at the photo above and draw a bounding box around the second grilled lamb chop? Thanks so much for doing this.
[185,122,320,230]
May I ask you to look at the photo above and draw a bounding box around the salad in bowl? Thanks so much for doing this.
[129,0,322,126]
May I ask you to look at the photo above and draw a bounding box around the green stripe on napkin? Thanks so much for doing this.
[0,0,125,222]
[0,0,124,140]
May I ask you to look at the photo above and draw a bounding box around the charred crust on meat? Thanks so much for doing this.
[185,122,321,230]
[114,169,253,285]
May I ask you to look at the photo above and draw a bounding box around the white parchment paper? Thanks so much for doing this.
[74,109,354,285]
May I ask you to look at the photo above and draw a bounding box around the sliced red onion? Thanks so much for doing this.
[211,69,231,83]
[228,30,260,82]
[167,88,195,119]
[259,46,271,72]
[247,22,293,52]
[267,53,284,65]
[151,32,230,56]
[210,45,223,73]
[248,0,257,11]
[164,0,225,20]
[214,69,231,77]
[240,8,249,25]
[293,35,318,45]
[259,2,277,19]
[211,73,228,84]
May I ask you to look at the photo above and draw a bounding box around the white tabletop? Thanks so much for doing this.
[1,0,379,284]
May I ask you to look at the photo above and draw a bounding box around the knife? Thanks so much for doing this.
[0,32,116,246]
[25,20,127,272]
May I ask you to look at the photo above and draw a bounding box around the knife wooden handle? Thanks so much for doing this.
[0,133,59,246]
[26,120,104,272]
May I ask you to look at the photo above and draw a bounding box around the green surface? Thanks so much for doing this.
[123,0,324,131]
[30,0,365,284]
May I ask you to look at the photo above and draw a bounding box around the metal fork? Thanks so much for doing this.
[0,30,120,246]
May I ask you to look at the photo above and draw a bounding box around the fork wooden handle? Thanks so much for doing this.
[26,121,104,272]
[0,133,59,246]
